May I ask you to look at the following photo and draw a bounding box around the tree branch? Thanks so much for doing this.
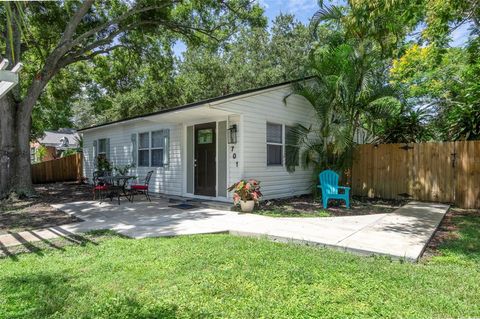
[59,0,95,44]
[68,1,179,50]
[59,44,127,68]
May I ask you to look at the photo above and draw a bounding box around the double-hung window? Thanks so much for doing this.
[151,130,165,167]
[285,125,299,166]
[137,130,168,167]
[138,132,150,167]
[97,138,108,159]
[267,123,283,166]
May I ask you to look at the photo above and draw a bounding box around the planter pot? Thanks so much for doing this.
[240,200,255,213]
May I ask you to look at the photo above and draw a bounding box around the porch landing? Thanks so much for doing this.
[6,200,448,262]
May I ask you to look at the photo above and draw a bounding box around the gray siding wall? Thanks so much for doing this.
[83,121,183,196]
[216,85,316,199]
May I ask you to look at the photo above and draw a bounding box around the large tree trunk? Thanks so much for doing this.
[15,107,34,195]
[0,96,18,198]
[0,96,35,199]
[0,3,32,199]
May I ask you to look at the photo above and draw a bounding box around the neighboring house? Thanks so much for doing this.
[79,79,317,201]
[31,128,80,162]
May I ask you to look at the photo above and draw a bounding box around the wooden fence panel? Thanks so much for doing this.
[352,143,409,199]
[455,140,480,208]
[31,153,82,184]
[352,141,480,208]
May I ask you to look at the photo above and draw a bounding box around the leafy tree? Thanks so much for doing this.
[285,5,400,173]
[34,145,47,163]
[373,107,434,143]
[350,0,480,141]
[174,13,310,104]
[0,0,264,198]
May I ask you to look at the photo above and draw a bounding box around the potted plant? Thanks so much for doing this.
[227,179,262,212]
[114,163,135,176]
[95,155,112,175]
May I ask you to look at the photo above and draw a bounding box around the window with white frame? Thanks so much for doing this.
[138,132,150,167]
[267,122,283,166]
[151,130,165,167]
[98,138,108,159]
[138,130,168,167]
[285,125,299,166]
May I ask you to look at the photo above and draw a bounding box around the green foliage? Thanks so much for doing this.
[286,5,400,173]
[351,0,480,141]
[2,1,266,134]
[374,107,434,143]
[173,14,310,106]
[95,156,112,173]
[113,164,135,176]
[0,233,480,317]
[255,208,331,218]
[34,145,47,163]
[60,149,77,158]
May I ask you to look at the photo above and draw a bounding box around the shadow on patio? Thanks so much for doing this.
[53,198,237,239]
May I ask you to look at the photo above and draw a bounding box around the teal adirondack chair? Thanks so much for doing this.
[318,170,350,209]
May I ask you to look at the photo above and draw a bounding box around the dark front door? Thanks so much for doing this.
[194,122,216,196]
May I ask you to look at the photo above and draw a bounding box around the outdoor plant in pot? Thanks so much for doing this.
[95,155,112,175]
[227,179,262,212]
[114,163,135,176]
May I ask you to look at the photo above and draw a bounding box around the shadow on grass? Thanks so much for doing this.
[0,228,127,261]
[2,271,210,318]
[86,295,212,319]
[431,210,480,264]
[1,272,88,318]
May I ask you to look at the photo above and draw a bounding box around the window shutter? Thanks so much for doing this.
[131,134,137,165]
[105,138,111,161]
[93,140,97,168]
[163,129,170,166]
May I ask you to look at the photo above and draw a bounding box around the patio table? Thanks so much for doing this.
[97,175,135,205]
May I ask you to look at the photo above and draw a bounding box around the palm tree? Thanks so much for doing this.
[285,4,399,174]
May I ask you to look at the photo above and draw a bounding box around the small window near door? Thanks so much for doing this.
[267,123,283,166]
[197,129,213,144]
[138,132,150,167]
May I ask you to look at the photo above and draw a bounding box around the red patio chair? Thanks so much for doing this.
[130,171,154,202]
[92,171,109,201]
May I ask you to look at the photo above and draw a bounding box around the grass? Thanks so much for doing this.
[0,212,479,319]
[254,208,331,217]
[427,210,480,266]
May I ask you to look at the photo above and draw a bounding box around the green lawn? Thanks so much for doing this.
[0,214,479,318]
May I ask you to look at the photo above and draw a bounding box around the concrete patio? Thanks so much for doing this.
[1,198,449,262]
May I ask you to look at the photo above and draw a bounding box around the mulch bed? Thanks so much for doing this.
[257,195,408,217]
[0,182,91,235]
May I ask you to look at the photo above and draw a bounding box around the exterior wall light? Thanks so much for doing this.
[228,124,237,144]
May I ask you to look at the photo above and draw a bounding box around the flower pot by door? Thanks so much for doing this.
[240,200,255,212]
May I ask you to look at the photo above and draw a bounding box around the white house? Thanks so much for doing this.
[79,79,317,202]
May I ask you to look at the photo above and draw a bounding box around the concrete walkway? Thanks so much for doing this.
[1,199,449,261]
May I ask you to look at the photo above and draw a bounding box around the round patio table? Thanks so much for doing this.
[97,175,135,205]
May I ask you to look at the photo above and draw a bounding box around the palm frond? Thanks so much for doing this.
[310,5,345,40]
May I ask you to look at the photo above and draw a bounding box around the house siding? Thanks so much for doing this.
[215,85,316,199]
[226,114,242,194]
[82,83,316,201]
[83,121,183,196]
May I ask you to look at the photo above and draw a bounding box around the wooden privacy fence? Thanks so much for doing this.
[352,141,480,209]
[31,153,83,184]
